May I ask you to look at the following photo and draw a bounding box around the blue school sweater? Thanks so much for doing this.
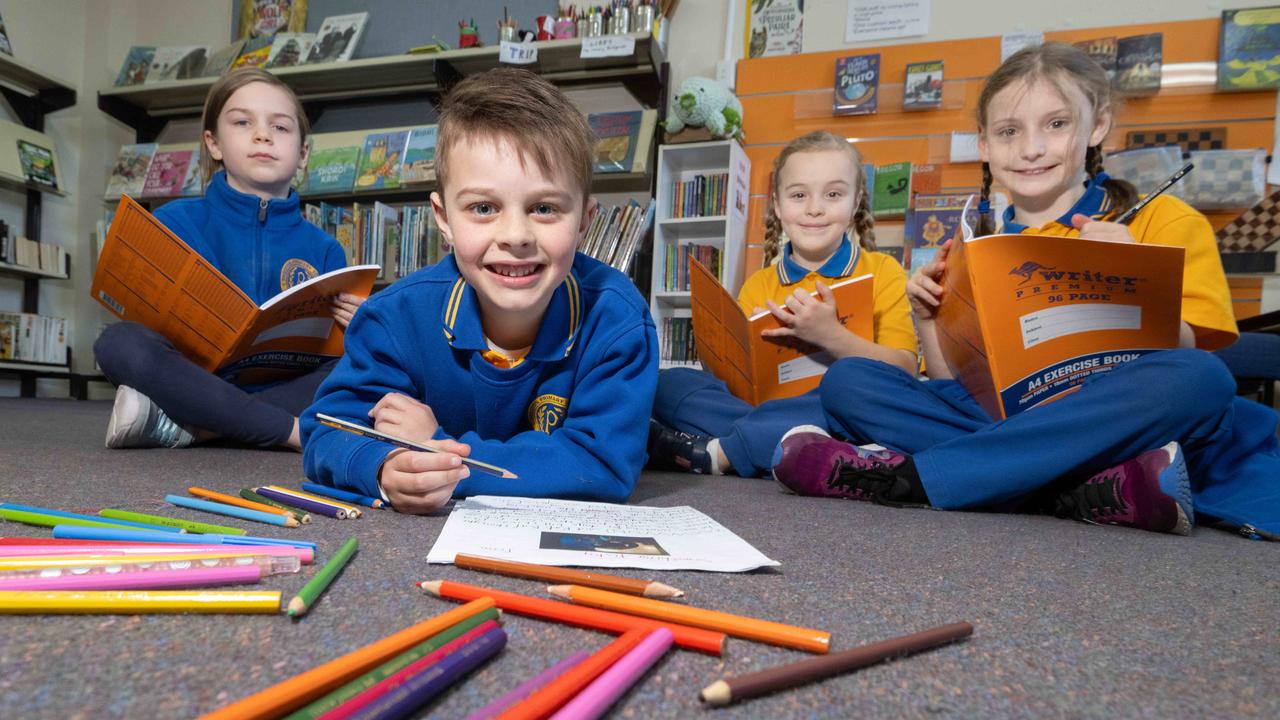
[300,253,659,503]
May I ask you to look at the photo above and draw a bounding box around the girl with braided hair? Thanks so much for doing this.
[648,130,916,477]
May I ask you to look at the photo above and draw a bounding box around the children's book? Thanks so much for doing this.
[904,193,974,273]
[689,258,874,404]
[105,143,157,198]
[833,53,880,116]
[231,37,274,70]
[745,0,804,58]
[872,161,911,218]
[1073,37,1117,82]
[238,0,308,38]
[140,149,195,198]
[0,12,13,56]
[935,221,1184,419]
[589,111,644,174]
[354,130,409,191]
[16,140,56,189]
[306,145,361,194]
[400,126,438,184]
[903,60,943,110]
[146,46,208,83]
[264,32,315,68]
[1219,7,1280,91]
[91,196,381,385]
[1115,33,1162,94]
[306,12,369,64]
[179,158,204,197]
[909,164,941,199]
[115,47,154,86]
[201,40,246,77]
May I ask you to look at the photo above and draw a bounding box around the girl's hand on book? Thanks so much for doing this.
[378,446,471,514]
[907,239,951,321]
[760,282,845,348]
[370,392,439,445]
[1071,214,1135,243]
[331,293,365,329]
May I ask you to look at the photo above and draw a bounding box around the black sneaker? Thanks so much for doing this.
[646,419,713,474]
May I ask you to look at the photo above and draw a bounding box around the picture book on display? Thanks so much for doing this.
[306,145,361,193]
[264,33,315,68]
[872,161,911,218]
[935,212,1184,419]
[16,140,56,189]
[105,143,157,198]
[201,40,246,77]
[0,12,12,56]
[903,60,943,110]
[141,149,195,199]
[146,46,208,83]
[904,193,974,273]
[400,127,438,184]
[91,197,380,385]
[1073,37,1117,82]
[115,47,155,86]
[231,37,274,70]
[746,0,804,58]
[589,111,644,173]
[306,12,369,64]
[833,53,880,116]
[238,0,308,38]
[1219,7,1280,91]
[354,130,409,191]
[1115,33,1162,94]
[689,259,874,405]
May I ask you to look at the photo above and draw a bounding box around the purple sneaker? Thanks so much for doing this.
[771,425,907,500]
[1050,442,1194,535]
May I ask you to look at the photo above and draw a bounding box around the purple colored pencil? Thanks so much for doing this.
[0,564,264,591]
[254,487,349,519]
[549,628,674,720]
[346,625,507,720]
[464,650,591,720]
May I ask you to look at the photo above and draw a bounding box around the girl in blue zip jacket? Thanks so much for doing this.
[94,68,363,451]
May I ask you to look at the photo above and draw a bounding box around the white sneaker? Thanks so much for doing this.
[104,385,195,449]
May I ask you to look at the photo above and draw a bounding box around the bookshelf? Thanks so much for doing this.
[650,139,750,369]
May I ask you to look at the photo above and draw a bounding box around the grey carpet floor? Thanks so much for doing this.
[0,398,1276,719]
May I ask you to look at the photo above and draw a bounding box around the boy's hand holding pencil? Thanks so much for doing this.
[378,441,471,514]
[370,392,442,445]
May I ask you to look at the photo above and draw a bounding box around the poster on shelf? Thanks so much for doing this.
[845,0,929,44]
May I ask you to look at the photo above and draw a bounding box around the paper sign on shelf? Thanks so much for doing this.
[846,0,930,43]
[581,35,636,58]
[500,41,538,65]
[950,131,981,163]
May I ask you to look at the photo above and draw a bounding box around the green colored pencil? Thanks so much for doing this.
[99,508,247,536]
[0,508,142,532]
[287,537,358,617]
[240,489,310,524]
[282,608,502,720]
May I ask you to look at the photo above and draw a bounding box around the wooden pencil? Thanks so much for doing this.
[287,537,358,617]
[165,495,300,528]
[0,589,281,614]
[239,489,311,524]
[188,486,302,522]
[316,412,518,479]
[494,630,646,720]
[261,485,362,518]
[301,481,385,509]
[98,508,245,535]
[699,622,974,706]
[453,553,685,599]
[253,487,350,519]
[546,584,831,653]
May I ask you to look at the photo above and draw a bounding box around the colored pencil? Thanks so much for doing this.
[240,489,311,524]
[549,627,673,720]
[345,624,507,720]
[319,620,500,719]
[165,494,300,528]
[317,413,517,479]
[547,584,830,653]
[189,486,305,523]
[51,525,318,551]
[99,508,246,535]
[263,486,363,518]
[464,651,590,720]
[0,552,296,572]
[255,487,352,520]
[302,482,386,509]
[289,537,358,617]
[699,621,975,706]
[201,598,497,720]
[288,609,502,720]
[0,503,184,533]
[495,630,645,720]
[454,553,685,599]
[0,542,311,563]
[0,564,264,591]
[0,554,300,580]
[0,507,177,534]
[417,579,725,656]
[0,589,282,614]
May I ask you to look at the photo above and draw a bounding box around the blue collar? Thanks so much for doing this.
[1001,172,1115,234]
[205,171,304,228]
[776,233,860,285]
[440,255,583,361]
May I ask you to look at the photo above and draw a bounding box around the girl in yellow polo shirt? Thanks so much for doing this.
[649,130,917,477]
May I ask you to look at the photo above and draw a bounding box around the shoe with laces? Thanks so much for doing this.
[1048,442,1193,535]
[104,385,195,449]
[646,419,713,474]
[771,425,910,501]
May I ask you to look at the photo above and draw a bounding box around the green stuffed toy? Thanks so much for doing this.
[663,76,745,142]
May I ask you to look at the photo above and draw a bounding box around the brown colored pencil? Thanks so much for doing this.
[453,553,685,599]
[699,621,974,706]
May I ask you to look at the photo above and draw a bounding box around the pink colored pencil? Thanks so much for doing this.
[548,628,673,720]
[0,564,264,591]
[317,620,499,720]
[0,544,313,563]
[465,651,591,720]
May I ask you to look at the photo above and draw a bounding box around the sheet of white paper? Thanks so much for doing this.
[426,496,780,572]
[846,0,930,43]
[580,35,636,59]
[950,131,980,163]
[499,41,538,65]
[1002,32,1043,61]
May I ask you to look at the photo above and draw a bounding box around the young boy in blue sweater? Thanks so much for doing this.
[301,68,659,513]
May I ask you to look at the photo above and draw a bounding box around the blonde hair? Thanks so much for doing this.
[763,131,875,266]
[198,68,310,184]
[975,42,1137,235]
[435,68,595,206]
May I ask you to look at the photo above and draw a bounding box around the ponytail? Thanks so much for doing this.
[850,191,877,251]
[763,202,785,265]
[976,161,997,236]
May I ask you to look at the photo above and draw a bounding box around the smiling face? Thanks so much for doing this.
[771,148,860,270]
[431,135,588,350]
[978,76,1110,223]
[203,81,307,200]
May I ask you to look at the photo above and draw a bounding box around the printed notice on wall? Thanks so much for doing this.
[846,0,929,43]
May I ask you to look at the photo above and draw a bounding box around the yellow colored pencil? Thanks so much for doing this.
[0,590,281,613]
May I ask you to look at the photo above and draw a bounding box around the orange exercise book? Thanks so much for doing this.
[689,258,873,405]
[935,230,1184,420]
[90,196,380,385]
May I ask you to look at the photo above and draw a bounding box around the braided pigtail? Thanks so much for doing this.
[850,192,877,251]
[762,201,784,266]
[975,161,996,236]
[1086,144,1138,220]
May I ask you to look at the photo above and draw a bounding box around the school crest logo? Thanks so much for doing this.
[280,258,318,290]
[528,393,568,434]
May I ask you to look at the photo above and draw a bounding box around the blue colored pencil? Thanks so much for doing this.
[52,525,318,550]
[164,495,296,528]
[0,503,183,534]
[301,482,386,509]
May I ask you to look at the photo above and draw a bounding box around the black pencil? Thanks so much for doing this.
[316,413,517,479]
[1114,162,1194,225]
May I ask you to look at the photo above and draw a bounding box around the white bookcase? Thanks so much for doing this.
[649,139,750,369]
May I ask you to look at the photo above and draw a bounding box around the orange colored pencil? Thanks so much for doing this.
[199,597,495,720]
[188,487,299,521]
[417,579,725,656]
[495,629,646,720]
[453,553,685,599]
[547,584,830,654]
